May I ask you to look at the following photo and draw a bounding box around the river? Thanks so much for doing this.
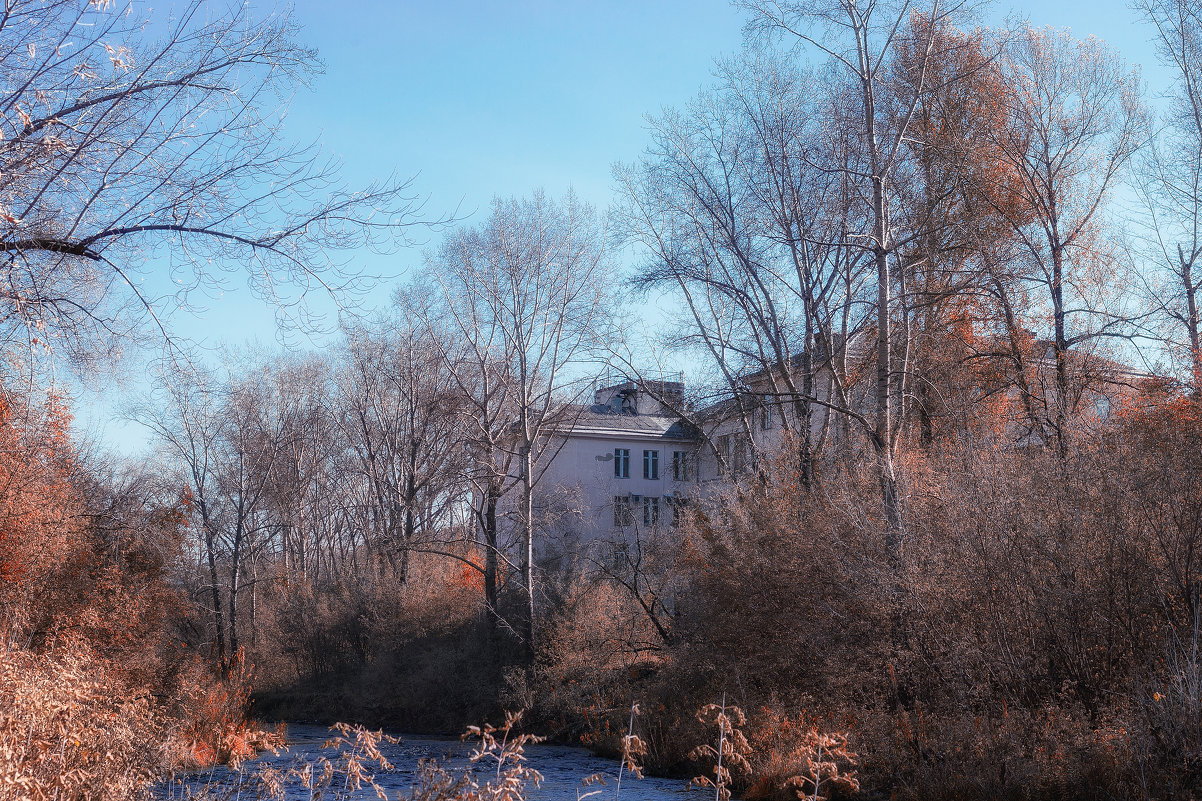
[157,724,708,801]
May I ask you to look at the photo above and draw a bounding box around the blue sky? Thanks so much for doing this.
[75,0,1176,455]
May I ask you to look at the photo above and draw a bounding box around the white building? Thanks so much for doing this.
[531,377,701,554]
[523,350,858,553]
[522,343,1158,558]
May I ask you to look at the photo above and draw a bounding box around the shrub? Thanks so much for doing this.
[0,643,169,800]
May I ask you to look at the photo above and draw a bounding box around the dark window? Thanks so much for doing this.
[672,451,689,481]
[669,496,689,526]
[761,394,773,430]
[643,449,659,479]
[717,435,731,475]
[612,541,629,570]
[614,448,630,478]
[643,496,660,527]
[733,437,748,473]
[613,495,633,527]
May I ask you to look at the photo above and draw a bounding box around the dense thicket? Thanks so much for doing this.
[0,389,279,800]
[509,394,1202,801]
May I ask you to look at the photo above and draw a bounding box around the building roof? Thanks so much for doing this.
[551,403,698,441]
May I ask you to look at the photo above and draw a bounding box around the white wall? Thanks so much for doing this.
[534,429,696,549]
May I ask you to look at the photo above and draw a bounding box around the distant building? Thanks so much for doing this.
[517,342,1156,553]
[524,377,700,554]
[522,362,846,551]
[518,347,860,548]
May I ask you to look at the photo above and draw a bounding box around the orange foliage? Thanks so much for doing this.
[454,562,486,593]
[1113,376,1202,430]
[896,16,1034,238]
[888,19,1052,446]
[171,654,284,769]
[0,392,80,617]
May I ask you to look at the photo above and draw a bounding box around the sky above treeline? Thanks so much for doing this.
[76,0,1175,455]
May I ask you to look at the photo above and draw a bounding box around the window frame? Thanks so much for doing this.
[717,435,731,475]
[613,495,633,527]
[643,449,659,480]
[672,450,689,481]
[668,496,689,526]
[614,448,630,479]
[643,495,660,527]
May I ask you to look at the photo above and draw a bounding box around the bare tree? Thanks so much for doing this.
[614,48,869,491]
[252,355,338,592]
[138,364,232,672]
[1135,0,1202,389]
[0,0,435,367]
[410,191,614,662]
[334,316,468,583]
[139,355,291,674]
[589,523,685,648]
[743,0,983,545]
[985,25,1146,450]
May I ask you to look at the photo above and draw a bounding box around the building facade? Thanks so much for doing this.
[531,378,701,553]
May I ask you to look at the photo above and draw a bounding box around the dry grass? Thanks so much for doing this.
[170,656,286,770]
[0,641,284,800]
[0,643,168,801]
[689,699,752,801]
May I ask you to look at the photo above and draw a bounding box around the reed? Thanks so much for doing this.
[689,696,752,801]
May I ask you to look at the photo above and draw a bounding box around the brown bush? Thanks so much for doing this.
[0,643,169,800]
[537,401,1202,800]
[247,550,508,731]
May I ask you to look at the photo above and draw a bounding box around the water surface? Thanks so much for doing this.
[159,724,707,801]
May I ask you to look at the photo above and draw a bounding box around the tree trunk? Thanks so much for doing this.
[483,484,500,628]
[795,349,815,490]
[204,520,227,674]
[400,446,417,585]
[520,442,536,665]
[1184,254,1201,390]
[399,409,420,585]
[227,524,243,676]
[862,46,904,550]
[993,275,1045,442]
[873,208,903,549]
[1051,239,1070,457]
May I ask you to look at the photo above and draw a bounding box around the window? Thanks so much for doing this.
[733,437,748,473]
[761,394,773,430]
[668,496,689,526]
[643,496,660,527]
[611,541,629,570]
[614,448,630,478]
[613,495,633,527]
[643,449,659,479]
[672,451,690,481]
[717,435,731,475]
